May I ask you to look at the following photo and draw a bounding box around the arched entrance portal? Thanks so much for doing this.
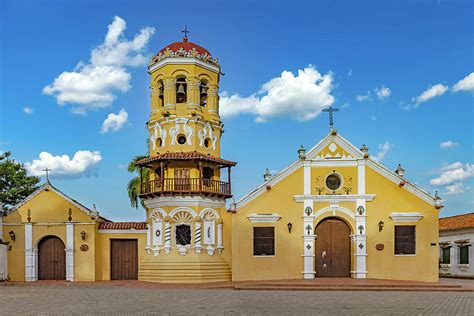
[38,236,66,280]
[315,217,351,277]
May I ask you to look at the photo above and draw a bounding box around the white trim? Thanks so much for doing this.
[24,223,35,282]
[247,214,281,223]
[148,58,220,74]
[390,212,424,222]
[366,160,438,206]
[98,229,147,234]
[358,160,366,195]
[169,207,198,218]
[304,161,311,195]
[11,182,98,218]
[313,206,356,220]
[237,161,303,208]
[144,196,225,209]
[199,208,220,219]
[310,160,357,167]
[305,132,364,160]
[294,194,376,203]
[65,223,74,281]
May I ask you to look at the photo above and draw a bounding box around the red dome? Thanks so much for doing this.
[158,38,211,56]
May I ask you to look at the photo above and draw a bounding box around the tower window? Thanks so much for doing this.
[204,138,211,148]
[156,138,163,147]
[176,77,187,103]
[202,167,214,180]
[157,80,164,107]
[200,80,208,107]
[175,224,192,246]
[177,134,187,145]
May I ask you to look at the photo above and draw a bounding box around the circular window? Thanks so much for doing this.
[326,173,342,191]
[204,138,211,148]
[177,135,187,145]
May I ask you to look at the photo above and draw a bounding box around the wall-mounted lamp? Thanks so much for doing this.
[9,230,16,242]
[80,231,86,241]
[378,221,384,232]
[287,222,293,233]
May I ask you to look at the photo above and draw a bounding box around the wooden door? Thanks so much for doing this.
[38,236,66,280]
[315,218,351,277]
[110,239,138,280]
[175,168,190,191]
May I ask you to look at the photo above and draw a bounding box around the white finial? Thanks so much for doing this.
[298,145,306,160]
[395,164,405,177]
[263,168,272,182]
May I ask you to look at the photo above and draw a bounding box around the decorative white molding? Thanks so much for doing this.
[310,160,357,167]
[144,196,225,209]
[305,132,364,161]
[313,206,356,220]
[149,57,220,74]
[149,121,167,149]
[357,160,366,195]
[389,212,424,222]
[24,223,35,282]
[294,194,376,203]
[11,183,98,218]
[247,214,281,223]
[98,229,147,234]
[304,161,311,195]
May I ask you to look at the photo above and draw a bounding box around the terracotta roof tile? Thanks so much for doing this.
[439,213,474,231]
[98,222,147,230]
[159,40,211,56]
[135,152,237,167]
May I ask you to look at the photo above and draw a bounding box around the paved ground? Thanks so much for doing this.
[1,281,473,315]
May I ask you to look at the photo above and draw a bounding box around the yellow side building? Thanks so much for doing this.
[0,35,442,283]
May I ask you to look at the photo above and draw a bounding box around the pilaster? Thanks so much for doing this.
[354,159,367,278]
[302,199,316,279]
[65,222,74,281]
[24,223,35,281]
[163,77,176,109]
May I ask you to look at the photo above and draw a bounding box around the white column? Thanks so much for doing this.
[24,223,34,281]
[195,220,202,254]
[354,159,367,278]
[303,199,316,279]
[164,220,171,254]
[217,221,223,254]
[145,223,151,254]
[303,161,311,195]
[65,223,74,281]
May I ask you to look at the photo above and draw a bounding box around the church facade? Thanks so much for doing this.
[0,35,442,283]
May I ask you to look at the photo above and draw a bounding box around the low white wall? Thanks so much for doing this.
[0,244,7,281]
[439,228,474,278]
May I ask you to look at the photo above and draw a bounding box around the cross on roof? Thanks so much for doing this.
[43,168,51,182]
[322,106,339,130]
[182,25,190,39]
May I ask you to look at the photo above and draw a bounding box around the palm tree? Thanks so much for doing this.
[127,154,150,209]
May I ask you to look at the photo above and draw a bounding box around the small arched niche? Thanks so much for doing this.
[176,76,187,103]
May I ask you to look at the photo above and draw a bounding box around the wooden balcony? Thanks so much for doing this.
[140,178,232,199]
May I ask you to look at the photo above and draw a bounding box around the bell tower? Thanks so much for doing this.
[135,30,235,283]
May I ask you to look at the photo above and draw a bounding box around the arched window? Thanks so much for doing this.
[176,77,187,103]
[157,80,164,107]
[200,80,208,107]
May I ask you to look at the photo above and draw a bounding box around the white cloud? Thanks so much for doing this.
[405,83,448,109]
[25,150,102,178]
[101,108,128,133]
[440,140,459,149]
[452,72,474,93]
[430,162,474,186]
[356,92,371,102]
[444,183,466,196]
[375,85,391,100]
[23,107,34,115]
[372,141,392,162]
[220,66,335,122]
[43,16,155,113]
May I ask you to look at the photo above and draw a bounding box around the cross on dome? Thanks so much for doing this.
[322,106,339,130]
[182,25,190,42]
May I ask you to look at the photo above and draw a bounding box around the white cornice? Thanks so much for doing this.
[148,58,220,74]
[389,212,424,222]
[310,160,357,167]
[236,160,303,209]
[366,160,438,206]
[144,196,226,209]
[247,214,281,223]
[293,194,376,203]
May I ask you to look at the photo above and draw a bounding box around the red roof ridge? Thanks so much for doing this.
[98,222,147,230]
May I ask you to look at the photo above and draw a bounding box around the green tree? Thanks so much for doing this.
[127,154,149,209]
[0,151,41,212]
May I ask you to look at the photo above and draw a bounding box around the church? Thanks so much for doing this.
[0,33,443,283]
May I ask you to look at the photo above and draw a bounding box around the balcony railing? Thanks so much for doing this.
[140,178,232,198]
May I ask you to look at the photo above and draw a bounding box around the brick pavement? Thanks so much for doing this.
[0,282,473,315]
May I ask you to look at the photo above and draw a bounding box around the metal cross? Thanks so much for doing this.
[182,25,190,38]
[322,106,339,129]
[43,168,51,182]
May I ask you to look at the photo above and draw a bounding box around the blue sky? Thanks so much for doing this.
[1,0,472,221]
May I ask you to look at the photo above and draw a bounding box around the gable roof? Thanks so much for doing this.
[440,213,474,232]
[9,181,101,219]
[236,130,440,208]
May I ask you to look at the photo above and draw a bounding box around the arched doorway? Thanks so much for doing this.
[38,236,66,280]
[315,217,351,277]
